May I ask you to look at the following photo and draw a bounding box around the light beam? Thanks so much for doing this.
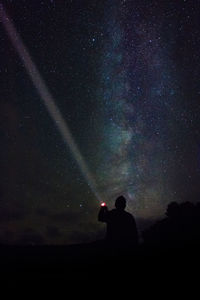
[0,3,103,202]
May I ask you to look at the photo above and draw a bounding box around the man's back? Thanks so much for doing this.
[106,209,138,244]
[98,205,138,246]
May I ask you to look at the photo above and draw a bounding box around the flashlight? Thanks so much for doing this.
[101,202,106,207]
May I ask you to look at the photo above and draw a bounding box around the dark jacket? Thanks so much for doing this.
[98,207,138,246]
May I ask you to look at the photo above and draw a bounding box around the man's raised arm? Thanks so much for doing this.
[98,204,108,222]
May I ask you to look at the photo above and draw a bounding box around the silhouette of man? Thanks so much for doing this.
[98,196,138,248]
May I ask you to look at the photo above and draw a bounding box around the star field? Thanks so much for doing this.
[1,0,200,244]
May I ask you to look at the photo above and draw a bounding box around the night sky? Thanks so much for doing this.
[1,0,200,245]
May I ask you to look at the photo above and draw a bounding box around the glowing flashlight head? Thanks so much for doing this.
[101,202,106,207]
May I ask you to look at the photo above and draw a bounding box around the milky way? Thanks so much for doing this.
[96,1,184,218]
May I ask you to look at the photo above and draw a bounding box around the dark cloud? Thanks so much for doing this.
[48,211,80,224]
[0,230,15,245]
[35,208,49,216]
[68,228,104,244]
[16,229,45,245]
[0,209,27,222]
[46,226,62,238]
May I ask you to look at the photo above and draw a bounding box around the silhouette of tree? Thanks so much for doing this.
[143,201,200,248]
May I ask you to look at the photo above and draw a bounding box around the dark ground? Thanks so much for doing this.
[0,241,199,292]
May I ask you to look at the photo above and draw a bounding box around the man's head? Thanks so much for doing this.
[115,196,126,210]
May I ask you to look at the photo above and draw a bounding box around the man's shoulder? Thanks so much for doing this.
[124,211,135,219]
[109,209,117,214]
[110,209,135,218]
